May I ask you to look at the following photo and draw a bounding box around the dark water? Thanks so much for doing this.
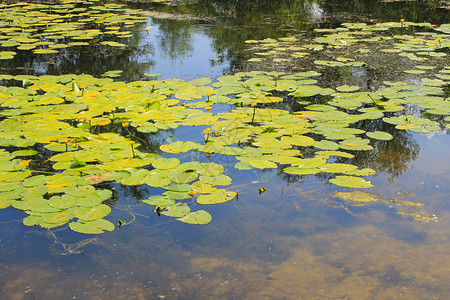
[0,0,449,299]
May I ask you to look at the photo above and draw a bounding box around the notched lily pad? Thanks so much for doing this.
[69,219,115,234]
[177,210,212,224]
[197,189,237,204]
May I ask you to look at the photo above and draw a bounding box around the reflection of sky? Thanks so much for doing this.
[138,21,229,81]
[308,1,324,21]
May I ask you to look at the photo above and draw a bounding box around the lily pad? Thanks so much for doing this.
[160,203,190,218]
[366,131,393,140]
[197,189,237,204]
[330,175,374,188]
[177,210,212,224]
[69,219,115,234]
[75,204,111,221]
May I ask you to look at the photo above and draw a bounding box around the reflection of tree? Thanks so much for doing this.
[177,0,447,76]
[349,119,419,180]
[3,0,446,82]
[319,0,447,24]
[310,118,420,184]
[0,26,154,81]
[202,0,327,74]
[151,19,194,60]
[193,0,446,26]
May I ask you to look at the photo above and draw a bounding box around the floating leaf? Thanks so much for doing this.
[314,140,340,150]
[143,195,176,207]
[293,158,327,169]
[23,215,43,227]
[160,203,190,217]
[177,210,212,224]
[330,175,374,188]
[143,73,163,78]
[197,189,236,204]
[366,131,393,140]
[75,204,111,221]
[168,171,198,184]
[69,219,115,234]
[33,49,59,54]
[249,159,278,169]
[160,141,197,153]
[199,174,232,186]
[23,175,46,187]
[190,181,217,194]
[152,157,180,170]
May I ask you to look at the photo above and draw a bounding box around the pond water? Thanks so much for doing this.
[0,0,449,299]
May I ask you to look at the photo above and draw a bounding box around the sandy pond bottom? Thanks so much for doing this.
[1,133,449,300]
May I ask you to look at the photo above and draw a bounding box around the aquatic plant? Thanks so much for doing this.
[0,1,447,234]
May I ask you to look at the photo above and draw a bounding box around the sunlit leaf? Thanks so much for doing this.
[69,219,115,234]
[75,204,111,221]
[197,189,236,204]
[366,131,393,140]
[177,210,212,224]
[330,175,374,188]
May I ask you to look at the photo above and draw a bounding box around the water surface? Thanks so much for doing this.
[0,0,449,299]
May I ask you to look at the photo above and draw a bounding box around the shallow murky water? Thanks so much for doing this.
[0,0,449,299]
[1,132,449,299]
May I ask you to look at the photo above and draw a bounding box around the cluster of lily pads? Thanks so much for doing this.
[244,21,449,133]
[0,0,149,58]
[0,0,448,233]
[0,61,444,233]
[245,21,449,64]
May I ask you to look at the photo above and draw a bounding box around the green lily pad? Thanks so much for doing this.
[160,141,197,153]
[23,175,47,187]
[0,199,12,209]
[143,73,163,78]
[69,219,115,234]
[143,195,176,207]
[152,157,180,170]
[330,175,374,188]
[177,210,212,224]
[75,204,111,221]
[199,174,232,186]
[336,85,360,92]
[48,195,78,209]
[160,203,190,217]
[366,131,393,140]
[249,159,278,169]
[314,140,340,150]
[283,166,320,175]
[145,172,172,187]
[190,181,217,194]
[42,210,74,224]
[23,215,44,227]
[197,189,237,204]
[11,150,38,157]
[168,171,198,184]
[293,158,327,169]
[198,163,225,176]
[339,138,373,151]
